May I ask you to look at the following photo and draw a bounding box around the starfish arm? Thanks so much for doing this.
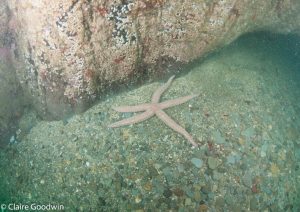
[151,75,175,103]
[155,110,198,147]
[158,94,199,110]
[108,110,154,128]
[112,103,151,112]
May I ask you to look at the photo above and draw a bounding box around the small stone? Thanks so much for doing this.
[295,148,300,160]
[242,127,255,138]
[121,129,130,140]
[194,191,201,201]
[172,187,184,197]
[213,131,225,144]
[163,188,172,198]
[212,170,222,180]
[147,164,159,177]
[227,155,235,164]
[198,203,208,212]
[242,172,252,188]
[191,158,203,168]
[185,198,192,206]
[71,134,78,142]
[278,149,286,160]
[260,143,268,157]
[270,163,280,176]
[215,197,225,209]
[200,184,211,194]
[226,153,240,164]
[177,164,185,173]
[250,197,258,210]
[135,195,142,203]
[143,181,152,191]
[114,172,123,192]
[208,157,219,169]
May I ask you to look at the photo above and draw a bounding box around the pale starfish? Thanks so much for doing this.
[108,75,199,147]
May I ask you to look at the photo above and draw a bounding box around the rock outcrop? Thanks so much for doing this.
[2,0,300,119]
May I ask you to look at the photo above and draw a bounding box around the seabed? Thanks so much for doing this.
[0,32,299,211]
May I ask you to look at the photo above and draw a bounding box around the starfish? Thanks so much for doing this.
[108,75,199,147]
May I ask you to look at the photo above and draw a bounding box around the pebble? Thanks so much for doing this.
[294,148,300,160]
[194,191,201,201]
[191,158,203,168]
[208,157,219,169]
[177,164,185,173]
[143,181,152,191]
[213,131,225,144]
[163,188,172,198]
[147,164,159,177]
[260,143,269,157]
[172,187,184,197]
[242,127,255,138]
[198,203,208,212]
[226,153,241,164]
[242,172,252,188]
[135,195,142,203]
[250,197,258,210]
[185,198,192,206]
[215,197,225,209]
[200,184,211,194]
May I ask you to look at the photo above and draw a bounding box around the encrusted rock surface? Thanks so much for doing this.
[0,61,24,146]
[3,0,300,119]
[0,0,25,145]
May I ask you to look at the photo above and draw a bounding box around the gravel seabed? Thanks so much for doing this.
[1,32,299,211]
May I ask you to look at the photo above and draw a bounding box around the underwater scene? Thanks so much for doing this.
[1,0,300,211]
[0,31,299,211]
